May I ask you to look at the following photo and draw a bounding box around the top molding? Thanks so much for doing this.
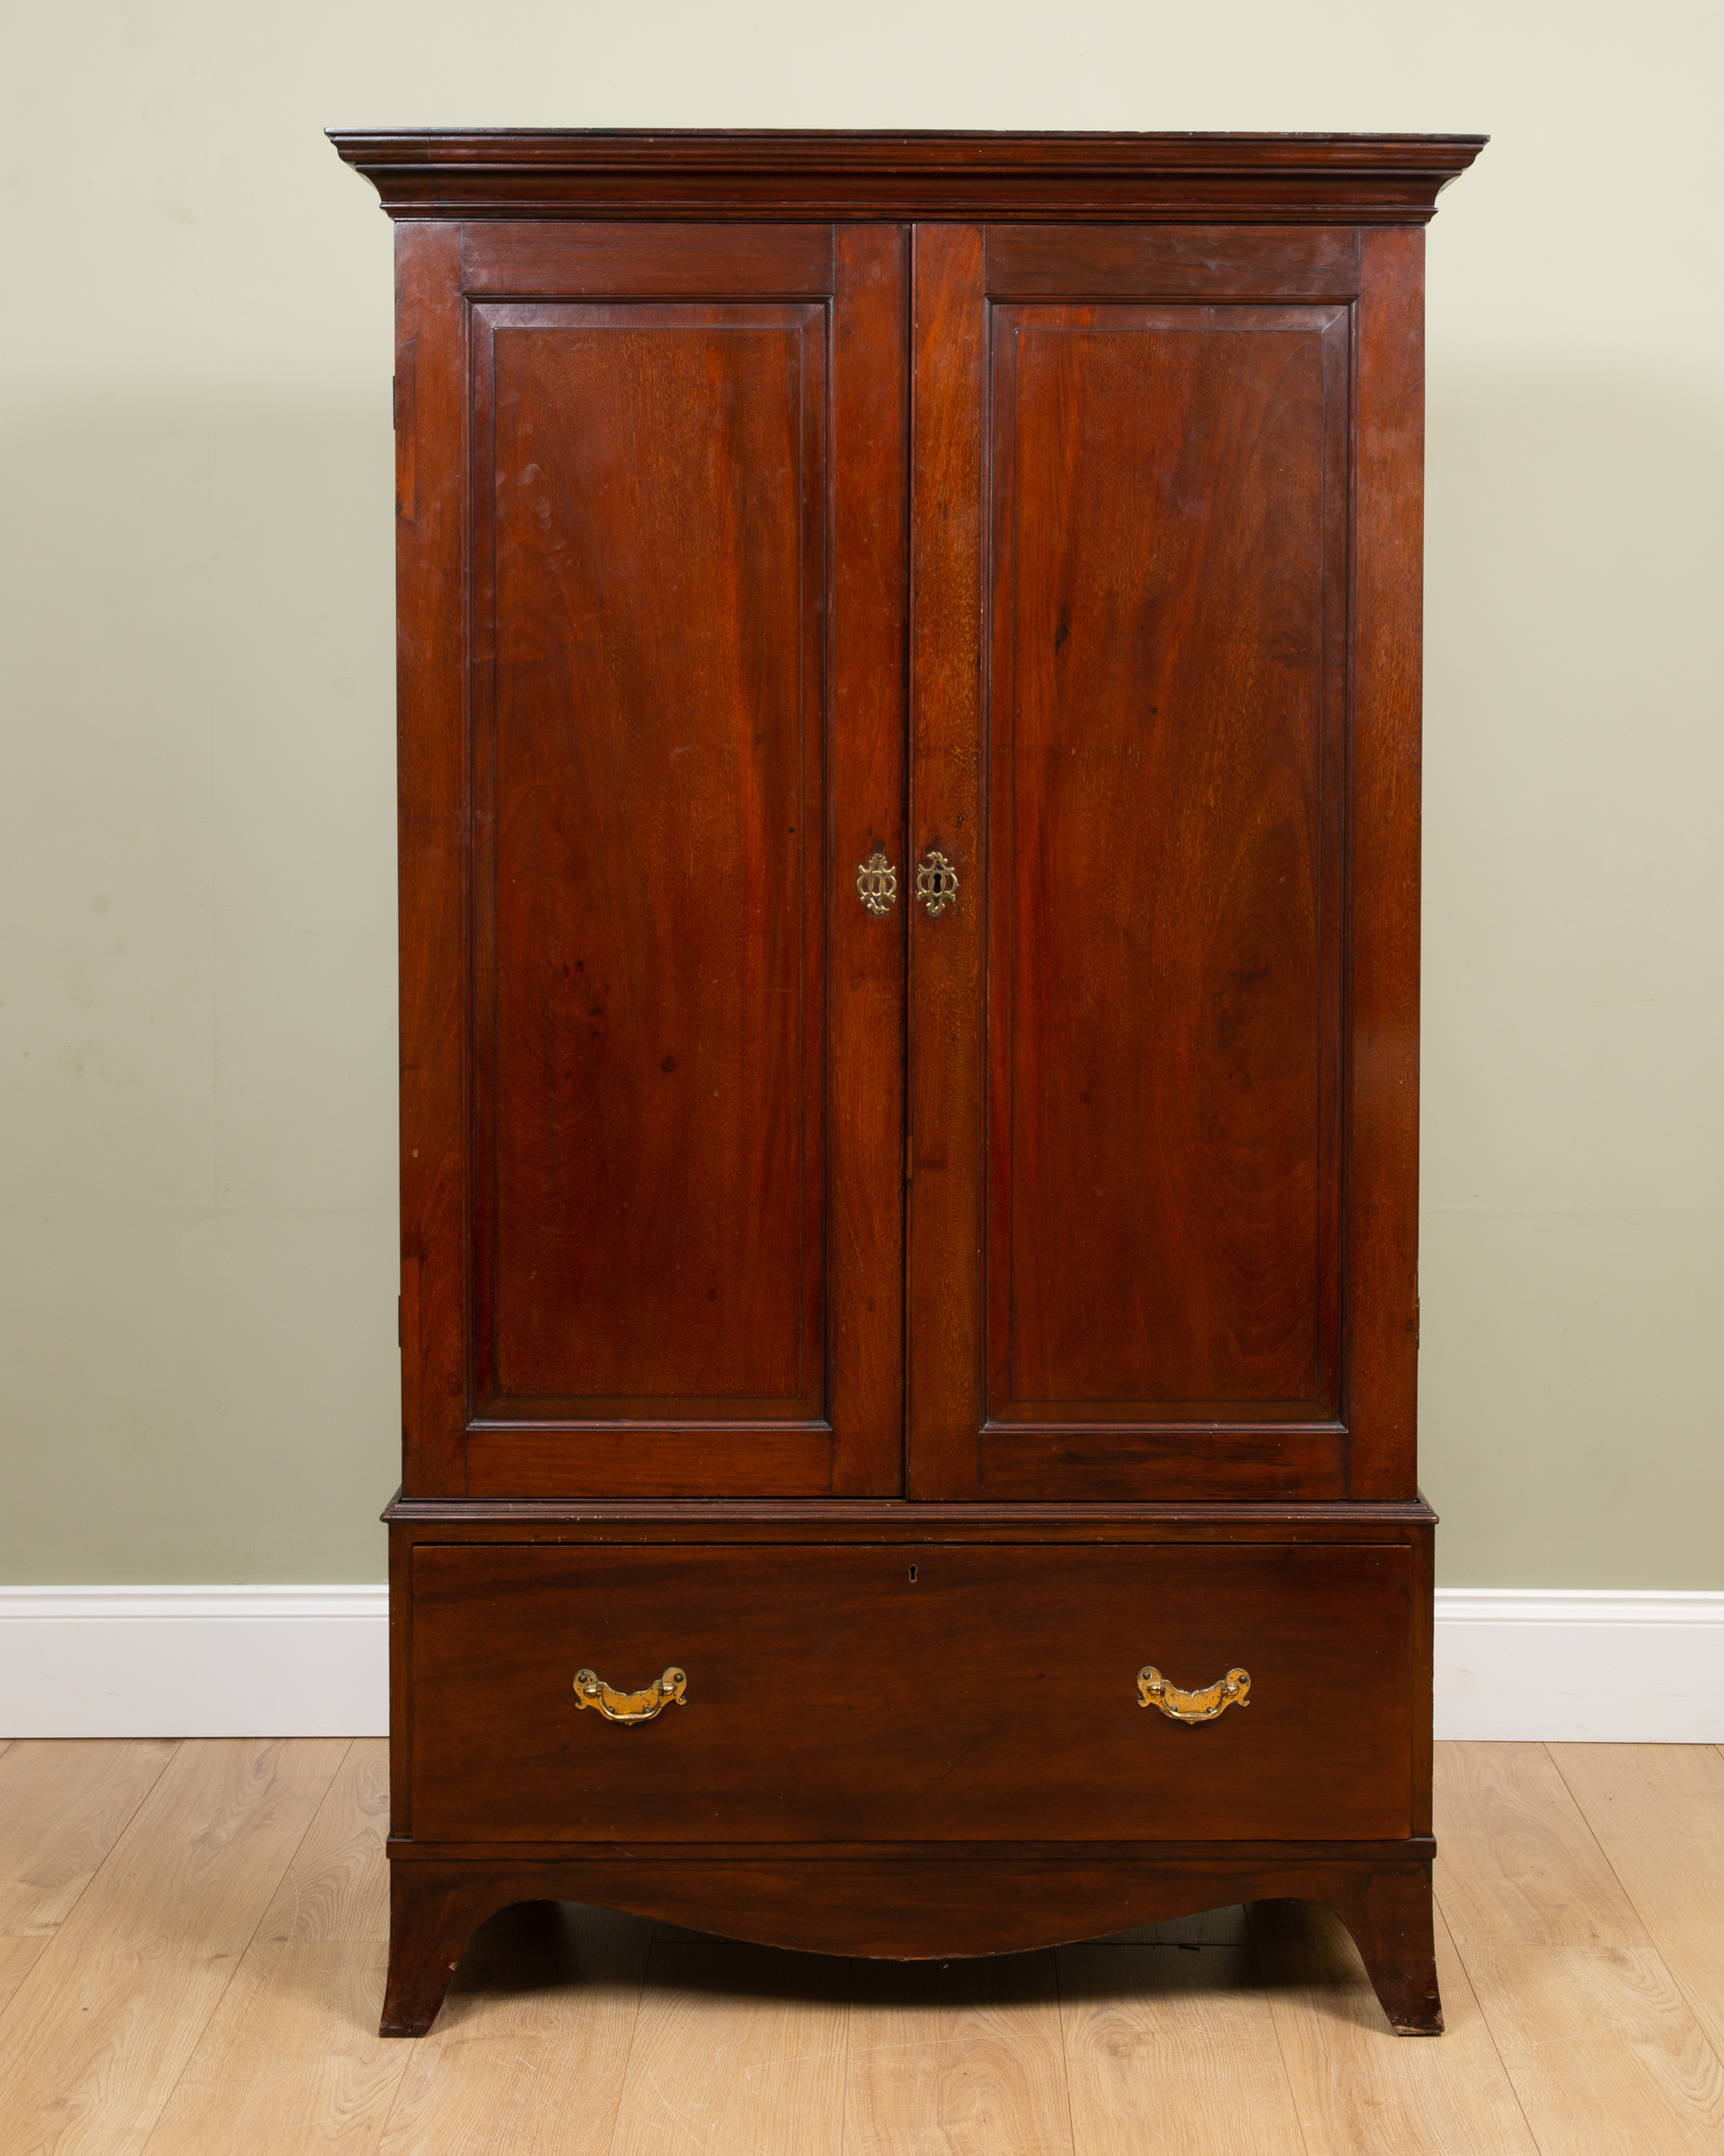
[327,129,1487,225]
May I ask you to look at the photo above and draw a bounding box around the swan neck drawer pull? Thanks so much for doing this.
[573,1666,688,1723]
[1137,1665,1251,1724]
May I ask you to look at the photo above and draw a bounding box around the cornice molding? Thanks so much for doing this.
[327,129,1487,225]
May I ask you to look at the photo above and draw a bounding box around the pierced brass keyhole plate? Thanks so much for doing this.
[915,849,959,917]
[855,848,897,917]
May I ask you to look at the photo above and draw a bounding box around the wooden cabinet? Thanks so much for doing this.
[331,128,1483,2038]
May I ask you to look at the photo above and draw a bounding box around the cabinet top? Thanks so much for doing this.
[327,128,1485,225]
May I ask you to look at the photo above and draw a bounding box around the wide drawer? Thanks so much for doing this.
[408,1542,1414,1843]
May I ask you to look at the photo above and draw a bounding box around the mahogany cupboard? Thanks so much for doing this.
[329,129,1484,2038]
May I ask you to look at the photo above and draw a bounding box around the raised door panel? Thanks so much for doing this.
[987,300,1348,1442]
[473,298,825,1427]
[908,225,1411,1502]
[397,225,907,1498]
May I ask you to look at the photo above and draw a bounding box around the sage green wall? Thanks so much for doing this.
[2,1,1718,1586]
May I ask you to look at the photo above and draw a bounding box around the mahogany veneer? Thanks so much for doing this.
[332,127,1483,2040]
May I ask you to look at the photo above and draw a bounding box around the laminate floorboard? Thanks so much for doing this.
[1437,1742,1724,2153]
[0,1738,180,2028]
[0,1931,50,2019]
[1058,1933,1304,2156]
[1251,1895,1538,2154]
[1,1740,1721,2154]
[844,1949,1073,2156]
[612,1940,847,2156]
[1550,1743,1724,2066]
[0,1739,346,2156]
[141,1742,402,2156]
[377,1901,653,2156]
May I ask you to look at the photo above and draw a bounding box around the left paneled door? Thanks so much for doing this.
[396,221,909,1499]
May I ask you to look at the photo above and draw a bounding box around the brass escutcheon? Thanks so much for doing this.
[856,848,898,916]
[1137,1665,1251,1724]
[573,1666,688,1723]
[915,849,959,917]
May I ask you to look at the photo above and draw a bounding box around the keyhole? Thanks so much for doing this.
[908,1564,918,1584]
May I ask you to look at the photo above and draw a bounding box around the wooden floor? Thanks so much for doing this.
[1,1741,1722,2152]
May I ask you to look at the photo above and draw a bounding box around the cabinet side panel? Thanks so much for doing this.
[1347,227,1423,1498]
[396,222,470,1498]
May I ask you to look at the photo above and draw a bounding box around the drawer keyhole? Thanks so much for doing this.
[908,1565,918,1584]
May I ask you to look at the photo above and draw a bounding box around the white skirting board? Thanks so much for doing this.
[0,1586,1720,1741]
[0,1587,389,1739]
[1432,1589,1724,1741]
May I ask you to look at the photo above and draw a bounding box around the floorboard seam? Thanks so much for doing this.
[1432,1885,1546,2156]
[1543,1741,1724,2108]
[1243,1906,1317,2156]
[1049,1941,1083,2156]
[132,1738,356,2156]
[0,1737,183,2046]
[597,1924,658,2156]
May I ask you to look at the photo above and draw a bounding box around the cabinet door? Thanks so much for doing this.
[397,224,908,1498]
[907,224,1423,1502]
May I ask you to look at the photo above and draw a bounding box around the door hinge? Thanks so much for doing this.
[392,376,399,431]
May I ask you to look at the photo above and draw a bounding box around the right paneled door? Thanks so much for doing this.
[906,222,1422,1505]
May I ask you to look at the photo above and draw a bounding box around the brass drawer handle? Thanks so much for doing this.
[1137,1665,1251,1724]
[573,1666,688,1723]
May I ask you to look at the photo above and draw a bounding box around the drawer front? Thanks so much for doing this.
[409,1542,1413,1843]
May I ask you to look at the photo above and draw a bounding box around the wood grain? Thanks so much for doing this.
[471,297,827,1425]
[983,223,1361,300]
[407,1541,1414,1844]
[1058,1939,1304,2156]
[139,1743,398,2156]
[826,223,910,1496]
[0,1739,177,1932]
[1432,1742,1648,1948]
[0,1933,49,2019]
[393,217,468,1499]
[1459,1941,1724,2154]
[377,1902,653,2156]
[1251,1897,1537,2153]
[844,1952,1073,2156]
[460,221,835,297]
[1548,1744,1724,2066]
[1345,225,1425,1499]
[1437,1742,1724,2154]
[140,1940,402,2156]
[985,301,1346,1431]
[0,1739,345,2156]
[905,221,987,1501]
[610,1940,846,2156]
[253,1737,391,1945]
